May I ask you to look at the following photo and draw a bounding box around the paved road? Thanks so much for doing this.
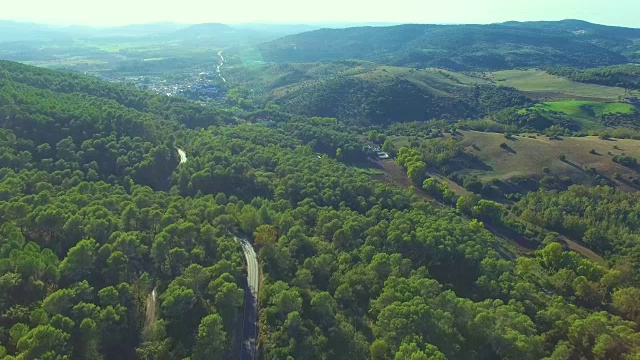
[144,288,158,330]
[177,148,187,164]
[217,50,227,83]
[236,236,258,360]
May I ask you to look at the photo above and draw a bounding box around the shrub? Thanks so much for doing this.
[613,155,637,167]
[462,175,483,193]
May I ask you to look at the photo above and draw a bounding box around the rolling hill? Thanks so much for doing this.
[259,20,640,70]
[226,61,530,124]
[489,69,633,101]
[455,130,640,191]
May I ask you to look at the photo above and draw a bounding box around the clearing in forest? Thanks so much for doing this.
[459,130,640,190]
[490,69,630,101]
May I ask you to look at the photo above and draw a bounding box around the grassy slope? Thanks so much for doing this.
[490,69,630,100]
[458,130,640,190]
[533,101,636,130]
[540,101,635,116]
[226,63,488,95]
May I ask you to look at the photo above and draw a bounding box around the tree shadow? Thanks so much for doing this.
[448,153,494,172]
[501,145,517,154]
[484,223,538,251]
[560,158,584,172]
[618,176,640,189]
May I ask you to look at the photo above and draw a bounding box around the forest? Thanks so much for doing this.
[0,57,639,360]
[259,20,640,70]
[546,64,640,90]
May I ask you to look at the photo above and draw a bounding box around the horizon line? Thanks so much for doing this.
[1,17,638,30]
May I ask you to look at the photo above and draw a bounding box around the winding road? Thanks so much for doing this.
[236,236,259,360]
[217,50,227,83]
[171,149,259,358]
[177,148,187,164]
[144,288,158,330]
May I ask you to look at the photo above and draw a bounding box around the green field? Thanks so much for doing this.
[532,100,636,129]
[539,101,635,117]
[491,69,631,101]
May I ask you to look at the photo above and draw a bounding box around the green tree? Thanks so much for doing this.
[16,325,71,360]
[59,239,98,284]
[407,161,426,185]
[612,287,640,323]
[254,224,278,247]
[382,139,397,157]
[192,314,227,360]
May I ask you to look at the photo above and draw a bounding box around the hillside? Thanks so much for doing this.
[546,64,640,90]
[489,69,633,101]
[259,20,640,70]
[455,131,640,191]
[226,62,529,124]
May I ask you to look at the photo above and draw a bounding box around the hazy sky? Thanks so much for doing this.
[3,0,639,27]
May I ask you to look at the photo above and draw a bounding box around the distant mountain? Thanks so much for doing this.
[163,22,317,46]
[171,23,235,37]
[0,20,314,50]
[0,20,72,42]
[0,20,189,42]
[89,22,190,36]
[232,23,321,35]
[259,20,640,70]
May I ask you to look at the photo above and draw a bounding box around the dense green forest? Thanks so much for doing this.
[260,20,640,70]
[1,54,640,360]
[515,186,640,279]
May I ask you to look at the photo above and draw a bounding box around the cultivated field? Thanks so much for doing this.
[490,69,631,101]
[533,100,636,129]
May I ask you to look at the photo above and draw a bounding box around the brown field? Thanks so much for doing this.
[459,131,640,191]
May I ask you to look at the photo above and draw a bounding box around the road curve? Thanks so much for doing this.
[144,288,158,330]
[177,148,187,164]
[217,50,227,83]
[236,236,259,360]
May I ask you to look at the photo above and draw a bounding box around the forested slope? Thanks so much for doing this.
[260,20,640,70]
[546,64,640,90]
[0,61,639,360]
[226,62,530,124]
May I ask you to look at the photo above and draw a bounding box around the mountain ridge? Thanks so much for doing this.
[259,19,640,70]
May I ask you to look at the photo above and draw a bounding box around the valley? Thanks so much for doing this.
[1,17,640,360]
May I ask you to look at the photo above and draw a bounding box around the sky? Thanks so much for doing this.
[2,0,639,28]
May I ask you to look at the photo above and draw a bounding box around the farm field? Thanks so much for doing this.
[457,130,640,190]
[490,69,632,100]
[533,100,637,129]
[538,100,635,117]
